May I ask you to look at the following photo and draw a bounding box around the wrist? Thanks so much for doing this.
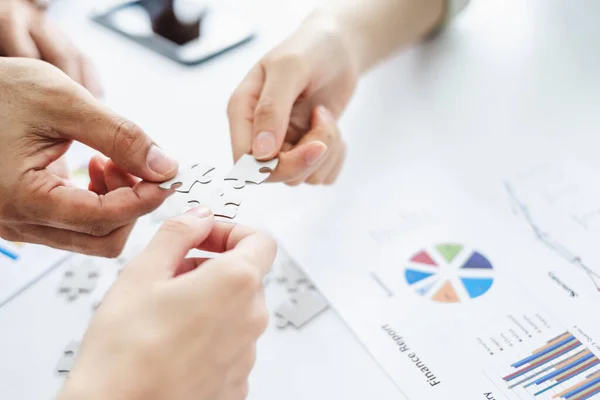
[304,9,365,75]
[302,11,364,77]
[311,0,446,73]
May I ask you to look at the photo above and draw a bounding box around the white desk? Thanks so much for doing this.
[5,0,600,399]
[0,1,399,399]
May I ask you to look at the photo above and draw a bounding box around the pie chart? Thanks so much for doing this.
[404,243,494,303]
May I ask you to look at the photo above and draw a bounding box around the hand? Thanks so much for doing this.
[0,0,102,96]
[58,208,275,400]
[228,15,358,185]
[0,58,179,256]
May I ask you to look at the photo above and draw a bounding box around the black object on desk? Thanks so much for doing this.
[90,0,255,65]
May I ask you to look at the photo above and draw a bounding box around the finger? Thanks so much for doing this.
[227,65,263,162]
[80,54,103,98]
[269,106,338,183]
[0,12,40,58]
[324,142,347,184]
[20,169,169,234]
[269,141,327,183]
[88,154,108,195]
[51,90,178,182]
[196,225,276,277]
[103,159,137,191]
[251,59,310,160]
[1,221,134,257]
[29,18,81,83]
[174,257,210,277]
[128,207,215,282]
[195,222,261,254]
[306,141,343,185]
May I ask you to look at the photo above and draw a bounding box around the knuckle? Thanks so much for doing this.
[252,306,269,335]
[253,96,277,122]
[110,117,145,159]
[225,262,261,293]
[88,222,110,237]
[265,52,309,77]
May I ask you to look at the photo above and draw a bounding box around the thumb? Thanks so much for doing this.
[126,206,215,283]
[60,93,178,182]
[251,63,308,160]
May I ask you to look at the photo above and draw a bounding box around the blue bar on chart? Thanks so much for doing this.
[503,332,600,399]
[0,243,19,261]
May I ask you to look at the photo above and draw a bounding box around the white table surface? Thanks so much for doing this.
[3,0,600,399]
[0,1,399,399]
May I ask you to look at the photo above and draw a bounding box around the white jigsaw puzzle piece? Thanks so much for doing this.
[277,257,313,292]
[58,261,100,301]
[225,154,279,189]
[187,186,244,219]
[56,340,80,374]
[274,290,329,329]
[159,164,215,193]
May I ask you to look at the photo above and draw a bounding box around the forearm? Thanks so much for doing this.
[315,0,447,73]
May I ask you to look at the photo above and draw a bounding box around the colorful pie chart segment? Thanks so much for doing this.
[405,243,494,303]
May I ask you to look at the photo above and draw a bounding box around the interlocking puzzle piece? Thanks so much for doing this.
[274,290,329,329]
[187,187,243,219]
[56,340,80,375]
[159,163,215,193]
[58,260,100,301]
[277,257,314,292]
[224,154,279,189]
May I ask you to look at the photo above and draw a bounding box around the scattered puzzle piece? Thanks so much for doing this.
[277,257,314,292]
[56,340,80,375]
[187,186,243,219]
[58,260,100,301]
[224,154,279,189]
[159,163,214,193]
[275,290,329,329]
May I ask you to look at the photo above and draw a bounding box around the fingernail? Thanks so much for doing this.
[253,131,276,159]
[317,105,336,123]
[305,142,328,167]
[185,206,212,218]
[147,145,178,176]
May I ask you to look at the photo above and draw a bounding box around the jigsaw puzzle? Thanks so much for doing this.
[277,257,314,292]
[159,163,214,193]
[56,340,80,375]
[186,186,244,219]
[275,290,329,329]
[58,260,100,301]
[224,154,279,189]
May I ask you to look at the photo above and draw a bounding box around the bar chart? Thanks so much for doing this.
[503,332,600,399]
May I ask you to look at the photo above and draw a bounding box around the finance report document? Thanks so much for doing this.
[268,153,600,400]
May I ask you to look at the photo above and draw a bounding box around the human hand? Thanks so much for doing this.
[228,15,358,185]
[0,0,102,96]
[0,58,179,256]
[58,208,275,400]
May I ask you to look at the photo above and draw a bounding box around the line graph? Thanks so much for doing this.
[505,182,600,293]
